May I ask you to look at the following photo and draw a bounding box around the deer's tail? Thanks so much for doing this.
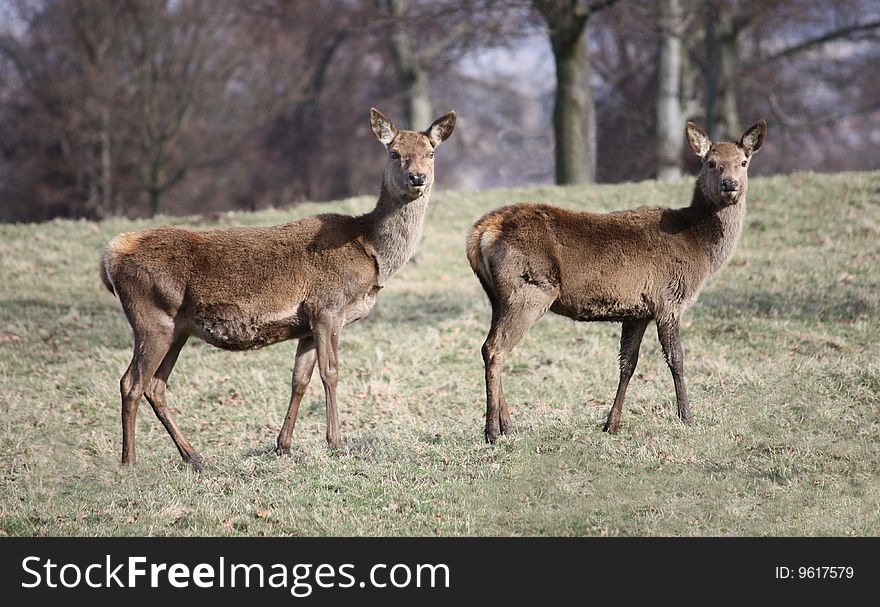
[99,246,116,297]
[466,212,504,296]
[99,232,142,298]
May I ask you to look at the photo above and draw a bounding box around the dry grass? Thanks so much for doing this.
[0,171,878,536]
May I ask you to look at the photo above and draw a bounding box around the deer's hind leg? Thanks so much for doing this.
[489,302,514,438]
[482,284,555,444]
[142,333,205,471]
[486,299,514,438]
[120,316,177,467]
[603,319,650,434]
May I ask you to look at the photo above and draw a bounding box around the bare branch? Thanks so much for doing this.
[756,19,880,65]
[585,0,620,17]
[766,91,880,130]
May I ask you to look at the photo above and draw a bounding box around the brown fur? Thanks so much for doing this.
[467,120,766,441]
[101,108,455,470]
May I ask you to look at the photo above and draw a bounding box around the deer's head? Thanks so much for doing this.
[688,120,766,207]
[370,108,456,201]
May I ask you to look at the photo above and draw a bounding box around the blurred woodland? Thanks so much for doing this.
[0,0,878,221]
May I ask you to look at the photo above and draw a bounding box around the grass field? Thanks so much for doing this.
[0,171,878,536]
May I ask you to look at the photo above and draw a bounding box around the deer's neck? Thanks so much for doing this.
[688,181,747,275]
[363,183,431,285]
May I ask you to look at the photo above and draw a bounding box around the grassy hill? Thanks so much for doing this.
[1,171,878,536]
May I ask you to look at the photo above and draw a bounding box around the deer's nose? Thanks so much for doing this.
[408,173,427,186]
[721,179,739,192]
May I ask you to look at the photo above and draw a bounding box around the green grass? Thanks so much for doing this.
[1,171,878,536]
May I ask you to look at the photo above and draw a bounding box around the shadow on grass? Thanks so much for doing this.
[242,437,395,467]
[370,291,473,326]
[342,435,395,463]
[700,285,879,322]
[242,443,318,468]
[244,443,278,458]
[0,297,128,347]
[0,297,116,315]
[381,282,879,329]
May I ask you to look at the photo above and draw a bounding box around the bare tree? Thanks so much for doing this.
[1,0,281,217]
[703,4,749,140]
[699,0,880,141]
[596,0,880,181]
[382,0,432,129]
[655,0,686,180]
[113,1,263,215]
[0,0,130,217]
[376,0,529,130]
[3,0,879,221]
[535,0,619,185]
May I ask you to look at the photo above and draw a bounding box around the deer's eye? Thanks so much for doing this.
[428,150,434,159]
[707,160,716,169]
[741,160,747,167]
[390,150,400,160]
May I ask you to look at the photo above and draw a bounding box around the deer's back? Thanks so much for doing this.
[469,203,711,322]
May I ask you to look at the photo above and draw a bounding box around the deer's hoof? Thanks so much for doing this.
[275,445,291,457]
[186,454,206,473]
[602,421,620,434]
[500,421,516,436]
[484,428,500,444]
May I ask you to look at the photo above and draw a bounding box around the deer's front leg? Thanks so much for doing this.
[656,318,692,425]
[312,313,344,449]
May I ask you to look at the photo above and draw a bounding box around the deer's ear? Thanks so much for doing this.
[424,111,456,147]
[686,122,711,158]
[370,108,397,147]
[740,119,766,156]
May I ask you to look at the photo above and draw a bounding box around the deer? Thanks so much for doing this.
[466,120,766,442]
[99,108,456,471]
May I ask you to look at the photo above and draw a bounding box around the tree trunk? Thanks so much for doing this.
[550,25,595,184]
[656,0,684,181]
[86,150,100,216]
[100,106,113,215]
[705,8,741,141]
[399,65,432,131]
[148,187,161,217]
[386,0,432,130]
[536,0,602,186]
[148,157,163,217]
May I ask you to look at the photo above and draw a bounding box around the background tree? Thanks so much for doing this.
[1,0,879,221]
[0,0,292,217]
[655,0,687,181]
[382,0,432,130]
[0,0,128,218]
[534,0,618,185]
[592,0,880,181]
[377,0,528,130]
